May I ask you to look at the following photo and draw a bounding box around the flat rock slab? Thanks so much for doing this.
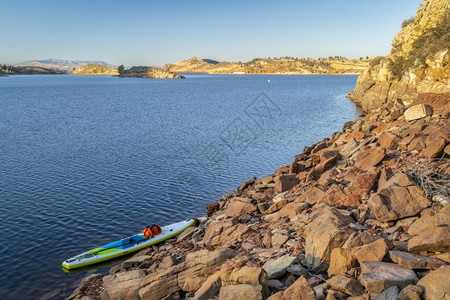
[355,146,385,171]
[403,104,433,121]
[389,251,447,270]
[359,261,418,297]
[263,255,296,279]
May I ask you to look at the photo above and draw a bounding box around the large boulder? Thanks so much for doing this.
[377,132,398,149]
[359,261,418,297]
[354,147,385,171]
[274,173,299,193]
[328,248,358,277]
[304,206,354,271]
[203,219,235,247]
[408,226,450,253]
[225,198,257,217]
[403,104,433,121]
[368,173,430,222]
[417,265,450,300]
[353,238,389,264]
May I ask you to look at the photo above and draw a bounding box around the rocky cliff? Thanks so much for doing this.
[118,66,184,79]
[348,0,450,112]
[163,57,370,75]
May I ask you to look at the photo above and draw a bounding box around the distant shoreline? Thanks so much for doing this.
[0,73,361,77]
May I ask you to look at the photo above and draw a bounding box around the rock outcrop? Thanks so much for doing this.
[347,0,450,112]
[69,64,119,75]
[118,66,184,79]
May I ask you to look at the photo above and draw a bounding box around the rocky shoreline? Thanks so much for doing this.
[68,91,449,300]
[68,0,449,298]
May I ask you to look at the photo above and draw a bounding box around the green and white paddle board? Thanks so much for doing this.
[62,219,196,270]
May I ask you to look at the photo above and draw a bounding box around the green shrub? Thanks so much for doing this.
[389,11,449,78]
[369,56,384,67]
[410,11,450,65]
[388,56,413,78]
[401,16,415,29]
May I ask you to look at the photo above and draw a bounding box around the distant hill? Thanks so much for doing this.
[14,59,116,71]
[162,56,371,74]
[69,64,118,75]
[0,64,65,75]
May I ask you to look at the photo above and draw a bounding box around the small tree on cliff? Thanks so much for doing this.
[118,65,125,74]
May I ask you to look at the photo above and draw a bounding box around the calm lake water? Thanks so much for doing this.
[0,74,360,299]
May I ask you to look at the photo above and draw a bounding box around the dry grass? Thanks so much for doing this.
[407,159,450,201]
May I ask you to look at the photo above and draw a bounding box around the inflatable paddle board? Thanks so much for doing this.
[62,219,195,270]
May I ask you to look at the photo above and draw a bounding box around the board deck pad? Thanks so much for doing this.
[62,219,195,269]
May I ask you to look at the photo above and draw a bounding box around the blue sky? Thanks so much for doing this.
[1,0,420,66]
